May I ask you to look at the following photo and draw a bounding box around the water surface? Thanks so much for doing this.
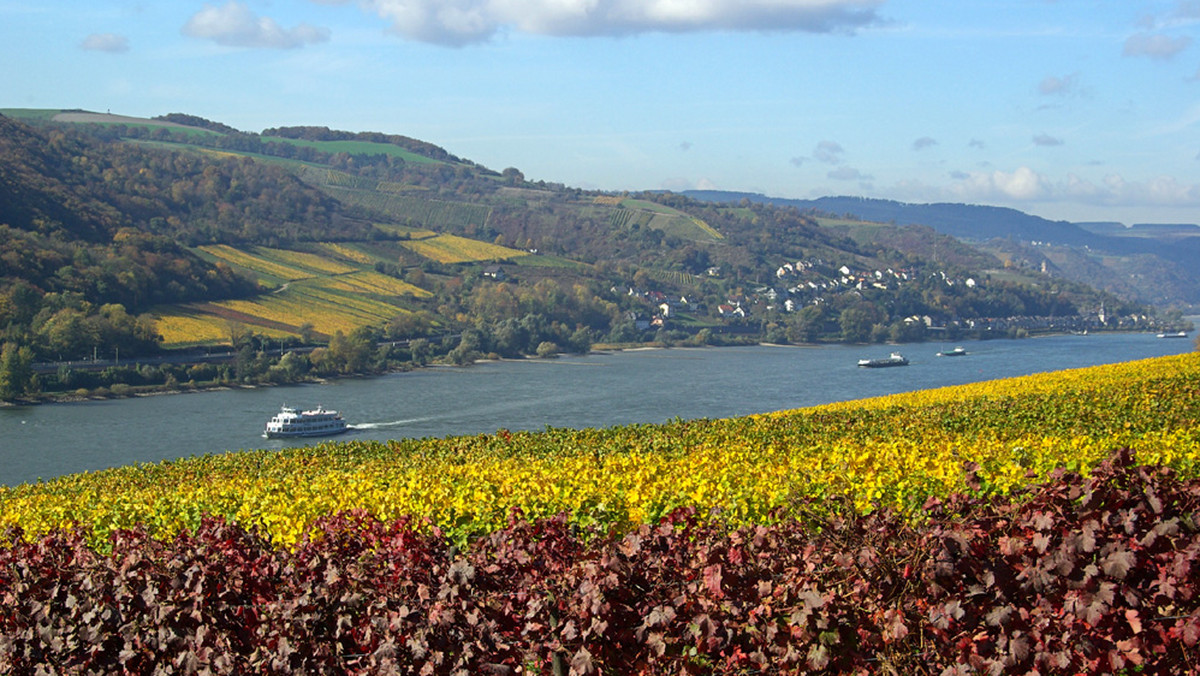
[1,331,1194,486]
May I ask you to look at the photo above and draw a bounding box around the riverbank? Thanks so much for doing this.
[7,325,1194,408]
[4,334,712,407]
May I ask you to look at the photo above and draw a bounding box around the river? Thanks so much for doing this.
[1,330,1195,487]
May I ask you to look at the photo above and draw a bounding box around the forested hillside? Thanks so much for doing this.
[0,110,1170,401]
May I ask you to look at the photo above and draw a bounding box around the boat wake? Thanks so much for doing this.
[348,417,434,430]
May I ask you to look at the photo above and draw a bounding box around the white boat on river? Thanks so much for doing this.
[857,352,909,368]
[263,405,349,439]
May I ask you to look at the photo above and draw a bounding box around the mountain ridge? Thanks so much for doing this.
[683,190,1199,237]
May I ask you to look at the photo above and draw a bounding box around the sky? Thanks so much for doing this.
[3,0,1199,226]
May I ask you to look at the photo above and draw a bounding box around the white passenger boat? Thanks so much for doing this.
[1157,331,1188,339]
[937,346,968,357]
[263,405,349,439]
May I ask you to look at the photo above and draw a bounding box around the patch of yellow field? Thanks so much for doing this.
[316,243,376,265]
[400,234,529,264]
[153,312,233,347]
[262,248,357,275]
[315,271,431,297]
[196,245,312,281]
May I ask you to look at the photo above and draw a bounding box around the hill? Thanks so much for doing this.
[0,110,1173,400]
[685,190,1200,308]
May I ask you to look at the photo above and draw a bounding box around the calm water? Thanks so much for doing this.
[2,330,1195,486]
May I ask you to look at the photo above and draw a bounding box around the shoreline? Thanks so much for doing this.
[5,327,1191,408]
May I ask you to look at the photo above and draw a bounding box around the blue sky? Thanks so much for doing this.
[3,0,1199,225]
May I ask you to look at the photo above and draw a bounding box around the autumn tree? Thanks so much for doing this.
[0,342,34,400]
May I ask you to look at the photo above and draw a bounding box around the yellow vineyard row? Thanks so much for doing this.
[310,271,431,298]
[315,243,376,265]
[196,245,313,282]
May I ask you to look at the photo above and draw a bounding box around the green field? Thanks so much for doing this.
[0,108,65,120]
[321,188,492,231]
[263,136,444,164]
[512,253,588,270]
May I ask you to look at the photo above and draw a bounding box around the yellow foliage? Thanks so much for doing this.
[152,312,234,347]
[316,243,375,265]
[401,234,529,264]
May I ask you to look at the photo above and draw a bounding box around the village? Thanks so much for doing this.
[616,256,1167,341]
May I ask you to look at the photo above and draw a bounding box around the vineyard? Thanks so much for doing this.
[2,352,1199,673]
[195,244,317,283]
[401,233,530,264]
[611,199,724,242]
[321,187,493,232]
[154,246,431,345]
[314,242,376,265]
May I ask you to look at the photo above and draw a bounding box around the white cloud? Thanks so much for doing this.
[912,136,937,151]
[1038,72,1078,95]
[1097,173,1200,206]
[80,33,129,53]
[659,176,717,191]
[813,140,845,164]
[1123,32,1192,59]
[348,0,885,46]
[940,166,1200,210]
[953,166,1050,201]
[992,167,1050,200]
[828,166,870,181]
[183,1,331,49]
[1168,1,1200,22]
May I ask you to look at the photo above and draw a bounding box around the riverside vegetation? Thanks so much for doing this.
[1,352,1198,673]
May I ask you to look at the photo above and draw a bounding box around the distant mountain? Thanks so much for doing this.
[685,192,1104,245]
[685,191,1200,308]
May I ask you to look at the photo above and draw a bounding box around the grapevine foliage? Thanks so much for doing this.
[2,450,1199,674]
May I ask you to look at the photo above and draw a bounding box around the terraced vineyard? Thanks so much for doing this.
[154,246,431,345]
[2,353,1198,673]
[613,198,724,242]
